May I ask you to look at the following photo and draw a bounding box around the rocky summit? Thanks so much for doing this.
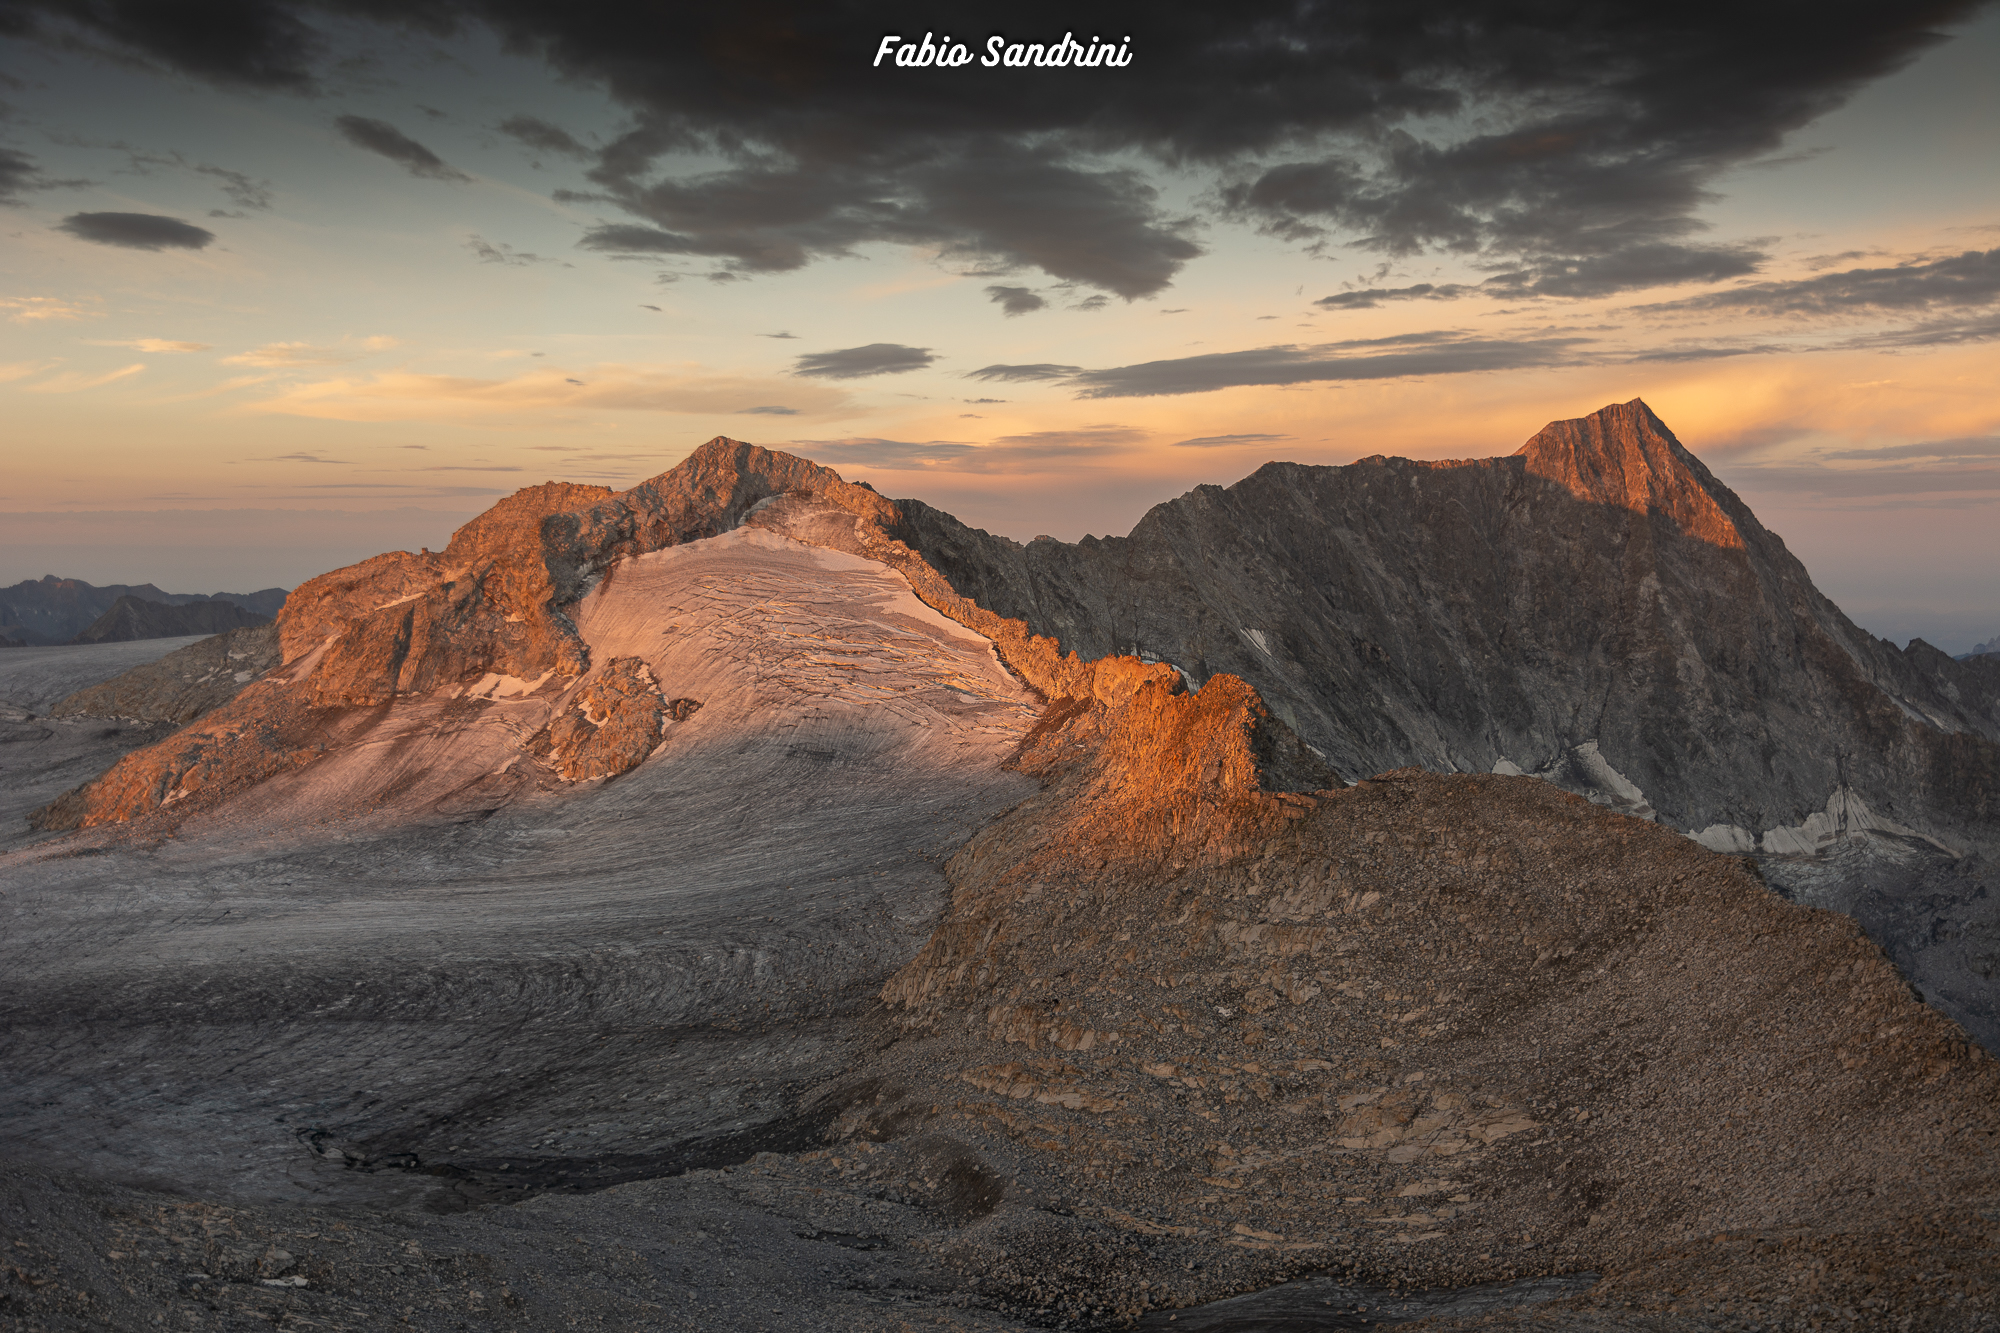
[894,399,2000,1050]
[3,404,1997,1332]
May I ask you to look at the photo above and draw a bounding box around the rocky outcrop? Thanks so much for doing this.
[840,666,2000,1327]
[69,595,271,644]
[50,623,281,724]
[529,655,701,781]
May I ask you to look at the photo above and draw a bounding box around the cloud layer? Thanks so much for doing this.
[334,116,470,182]
[793,343,937,379]
[56,211,215,250]
[11,2,1979,300]
[1072,331,1591,397]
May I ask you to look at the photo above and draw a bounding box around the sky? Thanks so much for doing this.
[1,2,1997,650]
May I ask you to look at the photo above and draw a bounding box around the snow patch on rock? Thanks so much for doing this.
[1492,741,1656,822]
[461,670,555,701]
[1693,824,1757,854]
[1758,788,1954,857]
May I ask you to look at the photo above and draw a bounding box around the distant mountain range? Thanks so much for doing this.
[69,595,272,645]
[0,577,286,646]
[1965,636,2000,661]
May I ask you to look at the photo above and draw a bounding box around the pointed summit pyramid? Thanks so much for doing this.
[1514,398,1744,548]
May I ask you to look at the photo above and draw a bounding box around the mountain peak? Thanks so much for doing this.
[1513,398,1743,549]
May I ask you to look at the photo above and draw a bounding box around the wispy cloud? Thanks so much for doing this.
[464,236,562,266]
[57,211,215,251]
[85,338,211,353]
[1072,331,1593,398]
[237,364,851,423]
[1720,464,2000,498]
[985,285,1046,316]
[789,426,1141,474]
[334,116,470,182]
[966,363,1081,383]
[221,336,397,367]
[1315,282,1475,310]
[0,296,95,323]
[793,343,937,378]
[1637,248,2000,318]
[496,114,590,159]
[1172,432,1293,448]
[22,363,145,393]
[1819,436,2000,462]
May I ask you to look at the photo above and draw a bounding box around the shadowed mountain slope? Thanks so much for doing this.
[0,577,285,646]
[892,399,1999,849]
[888,399,2000,1049]
[69,594,272,644]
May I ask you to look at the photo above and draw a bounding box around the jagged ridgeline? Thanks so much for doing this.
[13,401,2000,1327]
[35,399,1999,1046]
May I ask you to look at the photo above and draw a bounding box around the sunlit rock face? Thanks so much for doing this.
[888,399,2000,1049]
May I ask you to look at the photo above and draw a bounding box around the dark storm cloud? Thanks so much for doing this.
[1638,248,2000,317]
[986,285,1046,316]
[334,115,470,181]
[3,0,330,90]
[1072,331,1590,398]
[792,343,937,379]
[57,210,215,250]
[13,2,1984,300]
[497,114,589,158]
[966,363,1081,383]
[1173,432,1292,448]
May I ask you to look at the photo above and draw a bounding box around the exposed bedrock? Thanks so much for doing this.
[889,399,2000,847]
[886,398,2000,1049]
[49,622,282,725]
[832,671,2000,1328]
